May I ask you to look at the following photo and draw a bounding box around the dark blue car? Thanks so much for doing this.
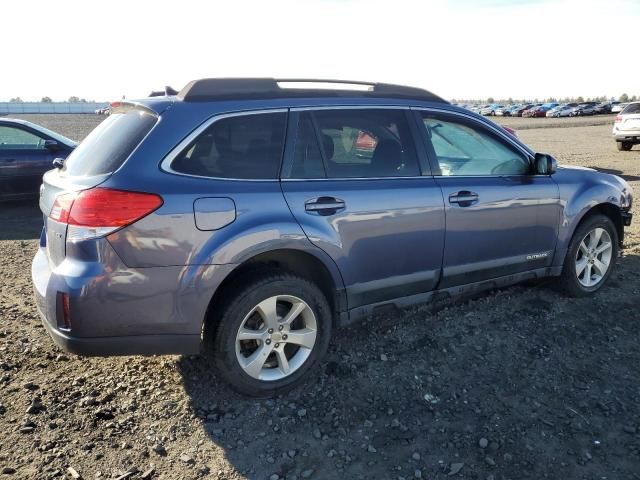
[0,118,76,200]
[32,79,633,396]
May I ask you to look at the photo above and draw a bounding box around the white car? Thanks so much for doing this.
[494,105,514,116]
[549,105,575,118]
[480,105,504,116]
[613,102,640,151]
[611,102,627,113]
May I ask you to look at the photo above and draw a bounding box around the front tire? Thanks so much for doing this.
[209,273,332,397]
[617,141,633,151]
[557,214,618,297]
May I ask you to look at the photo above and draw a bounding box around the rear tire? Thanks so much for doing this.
[616,141,633,151]
[557,214,618,297]
[209,272,332,397]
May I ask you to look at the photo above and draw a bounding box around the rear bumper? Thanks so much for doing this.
[30,245,229,356]
[613,132,640,142]
[35,308,201,355]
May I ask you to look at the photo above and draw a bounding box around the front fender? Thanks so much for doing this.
[553,168,631,266]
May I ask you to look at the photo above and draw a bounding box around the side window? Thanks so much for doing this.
[420,114,530,176]
[171,111,286,179]
[289,109,420,178]
[0,126,46,150]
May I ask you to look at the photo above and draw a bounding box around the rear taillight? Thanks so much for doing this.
[49,188,163,241]
[615,115,622,123]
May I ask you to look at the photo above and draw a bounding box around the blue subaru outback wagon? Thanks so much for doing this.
[32,79,633,395]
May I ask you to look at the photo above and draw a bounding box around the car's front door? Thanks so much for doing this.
[414,110,561,288]
[0,124,54,198]
[281,108,445,310]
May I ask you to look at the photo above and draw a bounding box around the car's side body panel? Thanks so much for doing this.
[435,175,561,287]
[282,177,446,308]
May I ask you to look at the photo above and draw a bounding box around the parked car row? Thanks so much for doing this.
[457,101,624,118]
[613,101,640,151]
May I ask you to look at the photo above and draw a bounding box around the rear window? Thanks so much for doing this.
[622,103,640,114]
[63,108,157,176]
[170,111,287,179]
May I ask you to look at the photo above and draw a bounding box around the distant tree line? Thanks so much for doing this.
[6,96,95,103]
[452,94,638,104]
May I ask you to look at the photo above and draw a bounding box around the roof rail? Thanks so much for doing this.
[177,78,446,103]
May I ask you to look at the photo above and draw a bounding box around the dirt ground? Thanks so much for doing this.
[0,115,639,480]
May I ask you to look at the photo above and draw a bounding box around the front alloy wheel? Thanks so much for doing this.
[558,213,618,297]
[574,227,613,288]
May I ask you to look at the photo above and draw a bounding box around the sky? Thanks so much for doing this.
[2,0,639,102]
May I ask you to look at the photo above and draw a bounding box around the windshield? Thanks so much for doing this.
[63,108,157,176]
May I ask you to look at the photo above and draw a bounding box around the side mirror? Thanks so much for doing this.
[44,139,62,152]
[534,153,557,175]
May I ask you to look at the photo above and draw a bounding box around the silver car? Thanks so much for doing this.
[613,101,640,151]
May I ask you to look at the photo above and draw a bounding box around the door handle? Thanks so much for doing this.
[305,197,346,216]
[449,191,479,207]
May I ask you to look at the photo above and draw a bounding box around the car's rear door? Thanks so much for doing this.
[0,124,54,197]
[414,109,561,288]
[280,107,445,310]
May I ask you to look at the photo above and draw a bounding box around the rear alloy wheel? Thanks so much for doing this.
[558,214,618,297]
[235,295,317,381]
[210,273,331,396]
[617,141,633,151]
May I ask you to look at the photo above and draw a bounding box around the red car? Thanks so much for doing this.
[532,107,548,118]
[522,105,542,118]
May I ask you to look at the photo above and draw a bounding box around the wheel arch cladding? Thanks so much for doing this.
[202,248,344,343]
[573,203,624,246]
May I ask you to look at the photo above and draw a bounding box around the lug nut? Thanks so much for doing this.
[268,328,273,334]
[282,334,288,340]
[275,343,280,348]
[265,339,271,345]
[278,325,284,331]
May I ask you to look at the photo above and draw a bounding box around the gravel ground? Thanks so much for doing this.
[0,115,639,480]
